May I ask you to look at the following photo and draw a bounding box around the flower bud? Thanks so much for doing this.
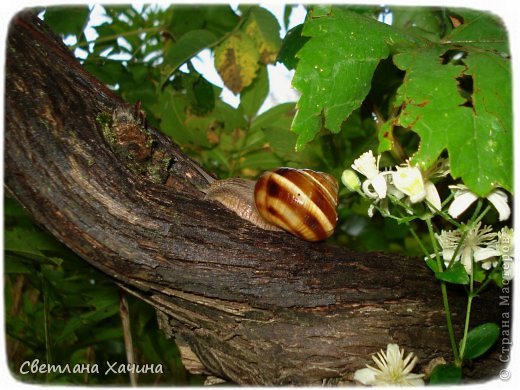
[341,169,361,192]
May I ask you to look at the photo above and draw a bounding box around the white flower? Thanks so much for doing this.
[341,169,361,192]
[436,222,498,274]
[477,227,514,275]
[448,185,511,221]
[353,344,424,386]
[391,162,441,211]
[352,151,388,200]
[392,165,426,203]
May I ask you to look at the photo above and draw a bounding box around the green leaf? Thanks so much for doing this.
[242,6,282,64]
[5,225,67,259]
[429,363,462,384]
[277,24,309,70]
[162,29,218,84]
[377,120,395,153]
[446,9,509,53]
[391,7,444,40]
[240,65,269,118]
[462,322,500,360]
[393,47,512,195]
[203,6,240,37]
[44,6,90,38]
[214,31,260,94]
[435,262,469,284]
[425,257,439,273]
[291,7,405,150]
[283,5,293,30]
[182,72,216,115]
[239,150,283,171]
[251,102,296,132]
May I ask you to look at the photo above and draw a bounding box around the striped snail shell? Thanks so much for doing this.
[204,167,338,242]
[254,168,339,242]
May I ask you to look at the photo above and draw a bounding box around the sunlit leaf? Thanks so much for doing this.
[242,6,282,64]
[214,31,260,94]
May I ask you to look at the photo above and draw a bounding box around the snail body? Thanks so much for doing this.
[205,167,338,242]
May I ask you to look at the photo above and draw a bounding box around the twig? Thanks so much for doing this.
[119,290,137,386]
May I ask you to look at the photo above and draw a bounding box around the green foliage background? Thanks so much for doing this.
[5,4,511,385]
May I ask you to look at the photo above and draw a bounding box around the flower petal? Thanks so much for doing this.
[425,181,442,212]
[461,248,474,274]
[353,367,377,385]
[371,174,388,199]
[448,191,478,219]
[473,247,500,262]
[352,151,379,179]
[403,374,425,386]
[487,190,511,221]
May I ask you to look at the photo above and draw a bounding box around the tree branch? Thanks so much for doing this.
[5,11,506,385]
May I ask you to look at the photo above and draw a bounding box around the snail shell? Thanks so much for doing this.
[254,168,338,242]
[204,168,339,241]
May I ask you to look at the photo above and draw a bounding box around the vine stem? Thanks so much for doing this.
[426,218,461,366]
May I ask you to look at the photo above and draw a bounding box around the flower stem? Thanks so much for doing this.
[426,218,461,365]
[459,264,475,362]
[409,225,430,257]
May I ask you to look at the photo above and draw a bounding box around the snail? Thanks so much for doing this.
[203,167,339,242]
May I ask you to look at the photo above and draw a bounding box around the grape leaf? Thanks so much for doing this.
[277,24,309,70]
[392,47,512,195]
[291,7,404,150]
[214,31,260,94]
[243,6,282,64]
[446,9,509,53]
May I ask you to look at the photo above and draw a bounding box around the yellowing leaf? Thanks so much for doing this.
[214,31,260,94]
[243,7,282,64]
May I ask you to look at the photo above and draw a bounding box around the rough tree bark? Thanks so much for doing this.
[5,12,507,385]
